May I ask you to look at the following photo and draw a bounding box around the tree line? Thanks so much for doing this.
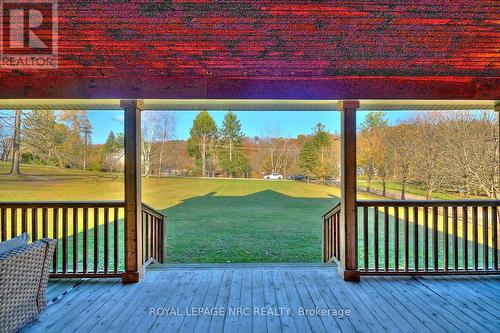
[185,111,339,179]
[358,111,499,199]
[0,110,94,174]
[1,109,498,199]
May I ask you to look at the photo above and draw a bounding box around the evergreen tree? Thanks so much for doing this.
[103,131,118,153]
[298,123,337,180]
[298,137,320,180]
[115,133,124,149]
[187,111,218,176]
[219,112,250,177]
[360,112,388,131]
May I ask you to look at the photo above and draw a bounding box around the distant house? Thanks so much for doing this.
[102,149,124,172]
[160,167,191,177]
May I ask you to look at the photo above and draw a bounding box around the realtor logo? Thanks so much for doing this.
[1,0,58,68]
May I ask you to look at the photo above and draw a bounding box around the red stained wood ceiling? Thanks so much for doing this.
[0,0,499,99]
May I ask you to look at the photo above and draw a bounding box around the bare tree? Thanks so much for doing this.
[412,113,447,199]
[260,127,292,176]
[358,132,377,192]
[0,113,13,162]
[142,112,176,177]
[441,111,499,198]
[388,122,417,200]
[10,110,21,175]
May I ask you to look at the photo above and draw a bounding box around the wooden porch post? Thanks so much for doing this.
[121,99,144,283]
[338,100,360,281]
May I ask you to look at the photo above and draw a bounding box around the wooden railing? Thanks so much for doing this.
[0,201,166,278]
[323,202,341,263]
[357,200,499,275]
[142,203,166,264]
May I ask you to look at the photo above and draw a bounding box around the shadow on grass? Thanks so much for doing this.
[162,190,340,263]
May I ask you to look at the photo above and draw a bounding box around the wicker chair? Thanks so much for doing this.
[0,239,57,333]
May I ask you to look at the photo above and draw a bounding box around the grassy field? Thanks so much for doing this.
[357,178,460,200]
[0,163,367,263]
[0,162,495,267]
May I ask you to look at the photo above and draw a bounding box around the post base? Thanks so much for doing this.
[337,265,360,282]
[341,270,360,282]
[122,266,145,284]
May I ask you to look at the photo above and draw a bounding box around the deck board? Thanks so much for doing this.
[22,264,500,333]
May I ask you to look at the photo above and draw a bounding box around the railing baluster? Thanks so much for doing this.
[336,212,340,258]
[323,218,327,261]
[336,211,340,258]
[453,206,458,270]
[384,206,389,271]
[328,216,332,259]
[114,207,119,273]
[152,216,156,260]
[328,217,332,260]
[159,215,164,263]
[472,206,478,270]
[330,216,333,259]
[53,208,59,273]
[104,207,109,273]
[83,207,89,274]
[432,206,438,271]
[153,217,157,260]
[493,206,498,271]
[21,208,27,233]
[404,206,409,272]
[463,206,468,270]
[42,208,48,238]
[394,206,399,271]
[363,206,368,270]
[326,217,330,260]
[94,208,100,273]
[11,208,17,238]
[423,207,428,271]
[374,206,379,272]
[443,206,449,271]
[149,214,153,260]
[0,201,133,278]
[483,206,489,270]
[350,200,499,276]
[1,208,7,241]
[62,208,68,273]
[325,217,328,261]
[413,207,419,271]
[31,208,38,241]
[142,212,146,263]
[73,208,79,273]
[145,212,150,260]
[329,216,332,259]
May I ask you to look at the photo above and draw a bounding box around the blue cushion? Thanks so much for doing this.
[0,233,30,255]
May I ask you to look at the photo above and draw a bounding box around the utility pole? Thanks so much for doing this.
[80,125,92,171]
[10,110,21,175]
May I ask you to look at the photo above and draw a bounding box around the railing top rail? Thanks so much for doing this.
[142,202,165,220]
[323,202,341,219]
[356,199,500,207]
[0,200,125,208]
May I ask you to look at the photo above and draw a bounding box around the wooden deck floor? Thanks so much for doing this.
[23,264,500,333]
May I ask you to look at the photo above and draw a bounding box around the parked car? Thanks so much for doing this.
[288,174,305,181]
[264,173,283,180]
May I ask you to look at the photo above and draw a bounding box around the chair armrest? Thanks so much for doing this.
[0,239,57,333]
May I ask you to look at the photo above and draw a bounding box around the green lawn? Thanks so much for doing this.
[1,163,377,264]
[357,178,460,200]
[1,163,495,267]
